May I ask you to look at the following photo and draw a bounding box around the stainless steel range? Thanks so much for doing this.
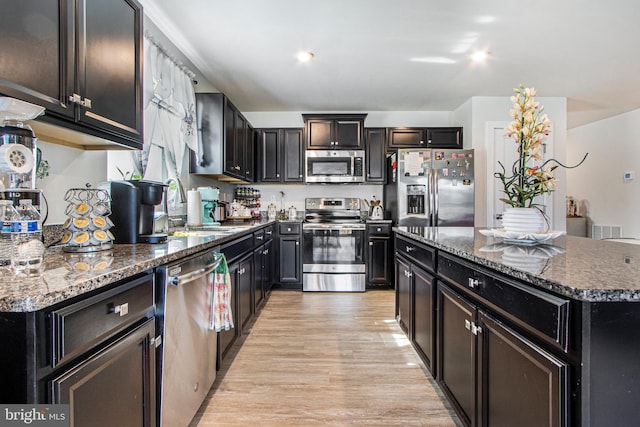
[302,197,366,292]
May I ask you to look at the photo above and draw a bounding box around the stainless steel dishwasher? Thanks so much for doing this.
[156,248,223,427]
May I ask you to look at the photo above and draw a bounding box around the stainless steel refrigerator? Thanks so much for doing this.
[385,149,475,226]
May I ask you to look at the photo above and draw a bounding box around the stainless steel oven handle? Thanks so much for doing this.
[169,256,223,286]
[302,224,365,230]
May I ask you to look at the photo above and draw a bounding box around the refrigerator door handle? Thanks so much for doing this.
[433,168,439,225]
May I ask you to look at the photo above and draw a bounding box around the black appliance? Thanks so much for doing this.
[109,180,168,244]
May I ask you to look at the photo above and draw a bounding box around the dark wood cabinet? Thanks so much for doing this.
[412,266,435,375]
[395,238,437,375]
[388,127,462,149]
[478,311,568,427]
[364,128,387,182]
[257,128,304,183]
[0,0,143,149]
[366,223,391,285]
[192,93,255,182]
[225,99,254,181]
[395,256,412,337]
[254,226,274,310]
[51,318,155,427]
[277,223,302,285]
[303,114,366,149]
[218,260,239,365]
[236,254,254,330]
[438,283,477,427]
[437,281,569,427]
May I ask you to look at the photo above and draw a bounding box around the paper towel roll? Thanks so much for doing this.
[187,190,202,226]
[0,143,34,174]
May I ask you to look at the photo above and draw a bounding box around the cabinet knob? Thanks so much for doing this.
[81,97,92,109]
[69,93,82,104]
[377,227,382,232]
[471,322,482,336]
[257,235,263,240]
[468,277,479,288]
[330,141,335,145]
[406,246,415,252]
[369,241,373,246]
[276,174,280,178]
[419,140,424,144]
[246,170,250,175]
[235,165,241,170]
[299,174,303,178]
[465,319,471,330]
[427,139,432,145]
[295,241,299,246]
[110,302,129,317]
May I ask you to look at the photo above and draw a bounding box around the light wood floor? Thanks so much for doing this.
[191,289,460,426]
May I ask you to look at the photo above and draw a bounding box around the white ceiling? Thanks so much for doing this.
[142,0,640,128]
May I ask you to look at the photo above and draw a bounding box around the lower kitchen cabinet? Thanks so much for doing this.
[366,223,392,286]
[395,256,412,336]
[478,311,568,427]
[277,223,302,286]
[236,254,254,331]
[50,318,155,427]
[438,283,477,426]
[254,238,274,309]
[411,266,435,375]
[438,282,568,427]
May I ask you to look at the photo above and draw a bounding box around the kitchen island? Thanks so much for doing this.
[394,226,640,427]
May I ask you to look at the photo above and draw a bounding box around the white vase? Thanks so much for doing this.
[501,207,547,233]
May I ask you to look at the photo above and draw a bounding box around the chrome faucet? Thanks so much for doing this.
[160,177,188,231]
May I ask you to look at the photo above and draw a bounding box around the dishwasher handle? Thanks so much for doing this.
[169,256,223,286]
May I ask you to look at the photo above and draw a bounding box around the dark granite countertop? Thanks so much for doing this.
[394,227,640,303]
[0,221,276,313]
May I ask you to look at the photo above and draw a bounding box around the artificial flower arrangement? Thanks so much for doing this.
[495,84,588,209]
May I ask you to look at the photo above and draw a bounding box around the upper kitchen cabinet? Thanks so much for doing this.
[364,128,386,183]
[303,114,367,149]
[191,93,255,182]
[387,127,462,149]
[257,128,304,183]
[0,0,143,150]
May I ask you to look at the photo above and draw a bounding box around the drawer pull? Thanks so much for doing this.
[256,235,263,240]
[406,246,415,252]
[111,303,129,317]
[468,278,479,288]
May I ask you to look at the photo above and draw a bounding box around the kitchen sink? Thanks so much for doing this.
[168,226,250,237]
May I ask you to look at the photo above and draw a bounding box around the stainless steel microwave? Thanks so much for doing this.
[305,150,365,183]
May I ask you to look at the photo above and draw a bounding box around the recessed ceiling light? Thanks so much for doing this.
[471,51,490,62]
[296,51,315,62]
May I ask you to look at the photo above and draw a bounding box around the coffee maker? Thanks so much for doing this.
[0,97,47,219]
[109,180,168,243]
[198,187,220,226]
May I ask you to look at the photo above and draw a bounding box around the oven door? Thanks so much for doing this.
[302,224,366,291]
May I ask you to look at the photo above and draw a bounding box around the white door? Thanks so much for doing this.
[486,122,553,229]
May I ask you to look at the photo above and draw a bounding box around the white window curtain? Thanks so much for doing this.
[134,34,198,185]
